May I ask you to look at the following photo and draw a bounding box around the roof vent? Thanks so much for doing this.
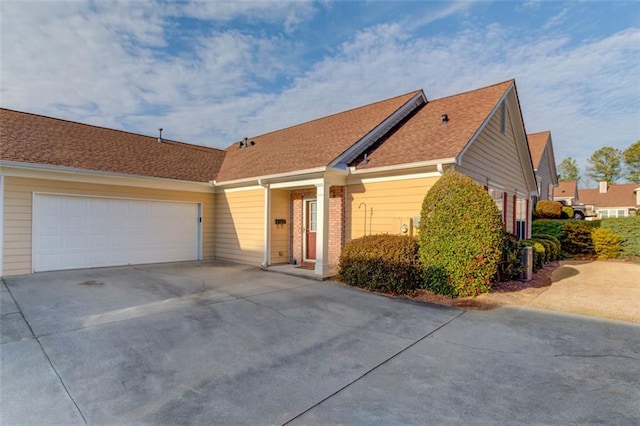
[158,128,164,143]
[238,137,256,149]
[441,113,449,124]
[361,153,369,165]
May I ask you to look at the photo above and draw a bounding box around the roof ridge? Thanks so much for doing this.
[428,79,514,103]
[0,107,224,154]
[527,130,551,136]
[231,90,422,145]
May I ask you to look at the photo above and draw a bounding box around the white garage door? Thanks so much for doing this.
[33,194,200,272]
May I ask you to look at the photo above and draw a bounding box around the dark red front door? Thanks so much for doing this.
[306,200,317,260]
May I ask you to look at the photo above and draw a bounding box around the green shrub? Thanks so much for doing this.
[561,206,574,219]
[338,234,422,294]
[601,216,640,256]
[532,220,565,240]
[591,228,622,259]
[534,238,553,263]
[533,220,600,257]
[536,200,563,219]
[561,222,595,255]
[520,239,545,271]
[497,232,523,282]
[418,170,504,297]
[532,234,561,261]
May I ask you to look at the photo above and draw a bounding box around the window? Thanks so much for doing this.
[599,209,627,219]
[489,189,504,217]
[516,198,528,239]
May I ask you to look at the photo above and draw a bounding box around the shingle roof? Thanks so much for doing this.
[555,181,579,199]
[527,131,550,169]
[579,183,640,208]
[352,80,514,169]
[214,91,421,182]
[0,108,225,182]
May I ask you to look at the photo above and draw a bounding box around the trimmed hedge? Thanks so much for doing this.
[533,219,603,257]
[591,228,622,259]
[531,220,565,240]
[535,200,562,219]
[531,234,561,261]
[418,170,504,297]
[561,221,595,255]
[337,234,421,294]
[600,216,640,256]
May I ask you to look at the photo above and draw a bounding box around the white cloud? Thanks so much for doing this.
[1,0,638,182]
[0,0,308,134]
[181,0,317,32]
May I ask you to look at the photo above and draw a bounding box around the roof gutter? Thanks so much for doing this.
[349,158,456,175]
[0,160,214,189]
[212,166,328,187]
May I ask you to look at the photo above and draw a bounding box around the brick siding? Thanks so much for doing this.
[289,186,345,267]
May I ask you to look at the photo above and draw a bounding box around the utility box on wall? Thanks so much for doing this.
[392,217,413,236]
[519,246,533,281]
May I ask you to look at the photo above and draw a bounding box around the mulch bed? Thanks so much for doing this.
[404,262,560,310]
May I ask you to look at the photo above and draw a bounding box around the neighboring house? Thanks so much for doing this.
[527,131,558,202]
[0,79,538,277]
[579,182,640,218]
[554,180,580,205]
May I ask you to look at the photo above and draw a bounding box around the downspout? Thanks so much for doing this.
[259,179,270,268]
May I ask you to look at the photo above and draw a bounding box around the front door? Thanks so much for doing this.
[305,200,317,260]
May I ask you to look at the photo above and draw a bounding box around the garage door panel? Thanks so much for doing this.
[33,194,199,272]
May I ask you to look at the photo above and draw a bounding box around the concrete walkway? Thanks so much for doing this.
[529,260,640,323]
[1,261,639,425]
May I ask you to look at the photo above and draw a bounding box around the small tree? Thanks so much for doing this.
[623,140,640,183]
[557,157,580,182]
[418,170,504,297]
[586,146,623,184]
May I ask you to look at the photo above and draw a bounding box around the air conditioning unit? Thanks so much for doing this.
[519,246,533,281]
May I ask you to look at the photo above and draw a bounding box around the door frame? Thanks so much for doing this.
[302,196,317,262]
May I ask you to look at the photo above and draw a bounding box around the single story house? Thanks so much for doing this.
[554,180,580,205]
[579,181,640,218]
[1,79,538,277]
[527,131,558,202]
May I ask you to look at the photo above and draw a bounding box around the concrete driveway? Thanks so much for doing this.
[1,261,639,425]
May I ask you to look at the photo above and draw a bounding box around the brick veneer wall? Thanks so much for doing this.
[328,186,345,266]
[290,186,345,267]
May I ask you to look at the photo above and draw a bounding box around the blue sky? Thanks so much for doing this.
[1,1,639,186]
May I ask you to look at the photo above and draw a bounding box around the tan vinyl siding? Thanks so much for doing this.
[458,106,525,190]
[346,176,439,240]
[270,189,290,264]
[2,176,215,276]
[214,188,265,265]
[457,100,532,234]
[536,145,552,200]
